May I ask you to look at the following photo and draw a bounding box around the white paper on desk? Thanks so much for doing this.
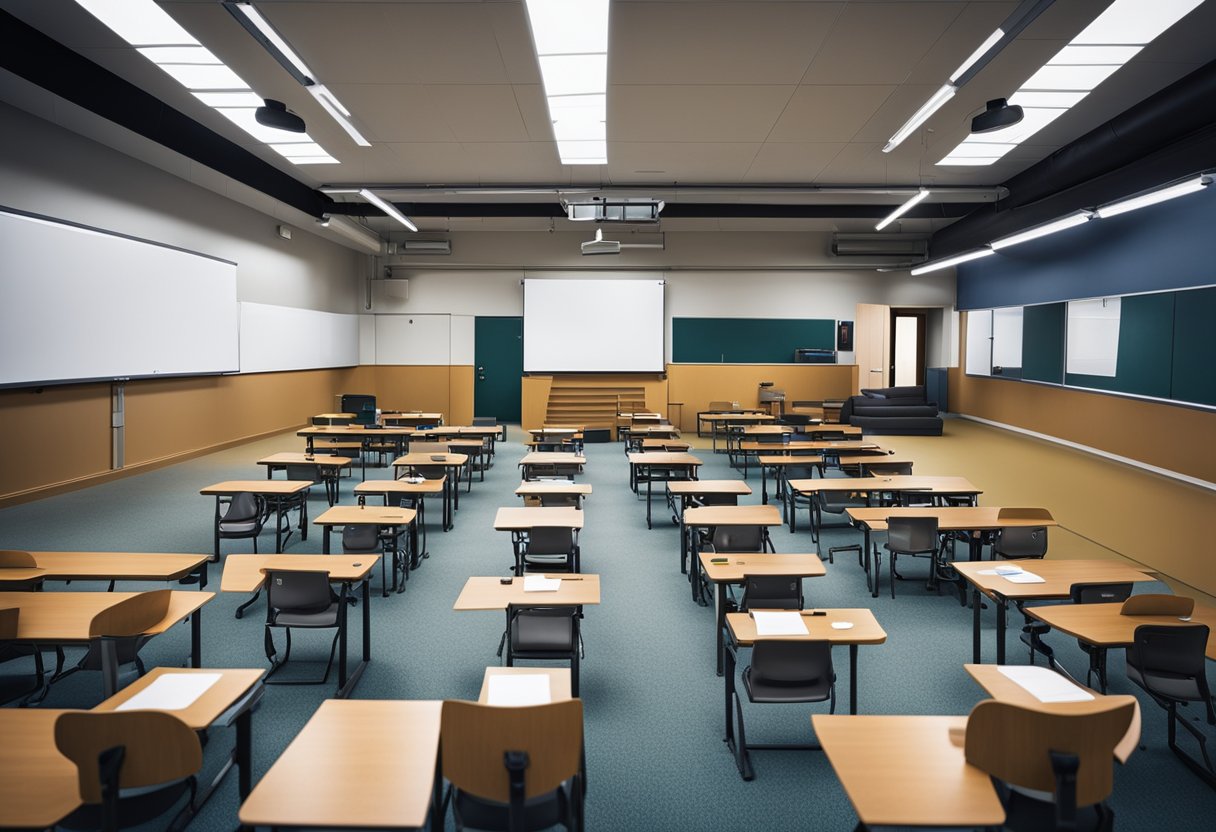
[994,565,1024,576]
[977,569,1001,575]
[523,575,562,592]
[488,674,552,707]
[1003,570,1045,584]
[998,665,1094,703]
[752,611,808,636]
[116,673,221,711]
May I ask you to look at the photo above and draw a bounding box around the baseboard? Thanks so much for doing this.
[0,424,303,509]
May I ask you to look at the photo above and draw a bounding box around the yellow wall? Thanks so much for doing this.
[666,363,858,432]
[0,382,112,498]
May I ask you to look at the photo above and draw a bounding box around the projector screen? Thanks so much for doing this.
[524,278,664,372]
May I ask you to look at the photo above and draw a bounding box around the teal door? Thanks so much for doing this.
[474,316,523,422]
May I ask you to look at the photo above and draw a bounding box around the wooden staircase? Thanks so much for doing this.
[545,378,649,430]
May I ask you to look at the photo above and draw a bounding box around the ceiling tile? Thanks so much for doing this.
[802,2,966,85]
[610,85,794,142]
[744,142,847,183]
[428,85,529,143]
[325,84,454,143]
[607,142,762,183]
[769,86,897,142]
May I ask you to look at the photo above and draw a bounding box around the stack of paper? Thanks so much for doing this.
[487,674,552,706]
[752,611,809,636]
[523,575,561,592]
[116,673,221,711]
[998,666,1094,702]
[1004,571,1045,584]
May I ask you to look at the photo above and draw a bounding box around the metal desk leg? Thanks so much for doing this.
[323,525,332,554]
[273,496,284,553]
[300,491,309,541]
[849,645,859,714]
[996,595,1007,665]
[972,586,983,663]
[453,466,461,511]
[336,580,371,698]
[646,469,653,529]
[236,706,253,799]
[715,582,728,676]
[191,609,202,668]
[212,496,222,563]
[679,498,689,574]
[761,465,768,504]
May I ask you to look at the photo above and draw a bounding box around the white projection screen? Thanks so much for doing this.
[523,278,664,372]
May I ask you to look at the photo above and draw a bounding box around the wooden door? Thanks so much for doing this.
[854,303,890,393]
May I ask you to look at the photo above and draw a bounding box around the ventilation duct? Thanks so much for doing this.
[831,234,929,258]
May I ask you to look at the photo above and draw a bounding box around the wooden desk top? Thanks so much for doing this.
[238,699,442,829]
[742,440,880,452]
[742,425,794,435]
[354,478,446,495]
[628,426,680,436]
[313,505,417,527]
[0,591,212,640]
[298,425,416,437]
[953,560,1154,601]
[1026,601,1216,659]
[640,439,691,451]
[514,482,594,496]
[478,667,573,704]
[667,479,752,496]
[258,452,352,467]
[789,475,981,494]
[528,427,579,436]
[727,608,887,646]
[626,451,703,466]
[454,575,602,611]
[392,452,469,466]
[847,505,1058,531]
[93,667,264,729]
[200,480,313,496]
[1,552,209,582]
[813,714,1004,828]
[837,454,913,466]
[518,452,587,464]
[493,507,585,530]
[701,413,773,422]
[756,454,824,466]
[963,664,1141,763]
[221,555,380,593]
[699,553,827,582]
[0,709,79,828]
[683,504,782,527]
[411,426,499,437]
[382,412,444,418]
[314,412,356,420]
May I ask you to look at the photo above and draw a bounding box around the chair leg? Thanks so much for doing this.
[570,651,579,697]
[1166,701,1216,786]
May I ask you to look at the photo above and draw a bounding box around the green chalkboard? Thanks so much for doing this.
[1171,286,1216,405]
[1065,292,1175,398]
[672,318,835,363]
[1022,303,1065,383]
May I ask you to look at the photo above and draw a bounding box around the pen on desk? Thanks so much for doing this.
[552,576,583,581]
[801,610,827,617]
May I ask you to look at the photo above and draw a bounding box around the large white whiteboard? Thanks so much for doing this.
[239,303,359,373]
[0,209,239,386]
[524,278,664,371]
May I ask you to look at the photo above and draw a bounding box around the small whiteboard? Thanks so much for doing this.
[0,209,239,386]
[239,303,359,373]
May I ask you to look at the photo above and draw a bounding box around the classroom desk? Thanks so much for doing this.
[238,699,443,831]
[411,425,501,449]
[354,477,442,550]
[1026,599,1216,661]
[638,438,690,453]
[684,505,783,602]
[0,590,211,697]
[381,411,444,427]
[493,507,585,575]
[697,410,772,449]
[0,667,265,830]
[454,575,602,610]
[297,426,418,475]
[257,453,351,505]
[787,475,982,533]
[518,451,586,481]
[953,560,1156,665]
[836,453,916,474]
[667,480,753,573]
[393,452,468,517]
[754,454,825,508]
[514,480,593,508]
[699,553,827,674]
[624,425,681,452]
[737,439,881,478]
[626,451,703,529]
[221,555,376,698]
[312,412,356,425]
[813,714,1005,829]
[527,427,584,452]
[478,667,573,704]
[847,506,1059,599]
[200,480,313,560]
[313,505,417,594]
[724,608,887,780]
[0,551,210,589]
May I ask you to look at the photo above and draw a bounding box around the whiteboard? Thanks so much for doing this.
[0,209,238,386]
[524,278,664,371]
[239,303,359,373]
[376,314,453,364]
[1067,298,1121,377]
[965,310,992,376]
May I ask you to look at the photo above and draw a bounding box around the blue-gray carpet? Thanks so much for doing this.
[1,430,1213,830]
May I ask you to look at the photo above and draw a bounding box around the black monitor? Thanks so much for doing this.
[341,394,376,415]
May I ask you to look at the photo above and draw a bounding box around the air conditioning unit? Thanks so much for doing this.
[831,234,928,258]
[565,198,664,223]
[395,240,451,255]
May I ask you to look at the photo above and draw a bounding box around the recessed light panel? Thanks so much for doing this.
[75,0,199,46]
[136,46,221,65]
[192,91,265,107]
[1072,0,1205,45]
[525,0,609,54]
[1020,64,1121,92]
[156,63,251,91]
[1048,45,1143,65]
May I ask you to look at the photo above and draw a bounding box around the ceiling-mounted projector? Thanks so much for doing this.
[971,98,1023,134]
[566,197,664,223]
[256,98,306,133]
[580,228,622,256]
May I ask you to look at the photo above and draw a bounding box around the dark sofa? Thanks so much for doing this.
[840,385,943,436]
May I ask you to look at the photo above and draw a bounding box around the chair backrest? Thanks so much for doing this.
[265,570,334,614]
[0,550,36,568]
[965,697,1135,809]
[1070,582,1133,605]
[222,492,264,523]
[740,575,803,611]
[55,711,202,802]
[887,516,938,552]
[750,639,833,688]
[538,493,580,508]
[528,527,575,555]
[867,462,913,476]
[996,507,1054,522]
[993,526,1048,559]
[814,430,847,441]
[711,524,764,552]
[693,493,738,508]
[817,490,864,513]
[1120,594,1194,617]
[441,699,583,802]
[88,590,173,638]
[0,606,18,639]
[410,441,448,454]
[342,524,381,553]
[285,464,319,483]
[1127,623,1210,681]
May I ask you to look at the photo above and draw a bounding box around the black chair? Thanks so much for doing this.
[780,460,821,528]
[883,516,940,599]
[343,518,405,594]
[538,493,581,508]
[1021,583,1134,691]
[506,605,582,697]
[730,640,835,780]
[263,569,346,685]
[993,526,1049,560]
[1126,623,1215,787]
[217,492,267,556]
[739,575,803,611]
[811,490,867,566]
[866,461,913,477]
[279,464,318,533]
[519,527,579,576]
[707,524,772,554]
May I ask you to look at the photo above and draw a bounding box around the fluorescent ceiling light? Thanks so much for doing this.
[282,155,340,165]
[1094,176,1210,218]
[950,28,1004,83]
[883,83,955,153]
[1048,45,1143,65]
[1072,0,1205,45]
[215,107,315,143]
[192,91,264,107]
[309,86,372,147]
[323,215,383,253]
[136,46,220,65]
[875,189,930,231]
[230,1,315,82]
[945,142,1016,159]
[74,0,199,46]
[157,63,251,91]
[910,248,994,275]
[1021,64,1121,92]
[1008,90,1089,108]
[990,213,1092,249]
[359,189,419,232]
[556,140,607,164]
[538,54,609,97]
[269,142,329,157]
[524,0,609,55]
[937,157,1002,166]
[549,94,606,141]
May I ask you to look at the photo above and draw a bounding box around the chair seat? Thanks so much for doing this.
[1128,663,1208,702]
[454,787,566,831]
[743,667,833,704]
[272,604,340,628]
[512,616,575,652]
[220,521,260,534]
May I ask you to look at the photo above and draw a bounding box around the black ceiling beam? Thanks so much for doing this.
[330,201,984,220]
[0,10,334,219]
